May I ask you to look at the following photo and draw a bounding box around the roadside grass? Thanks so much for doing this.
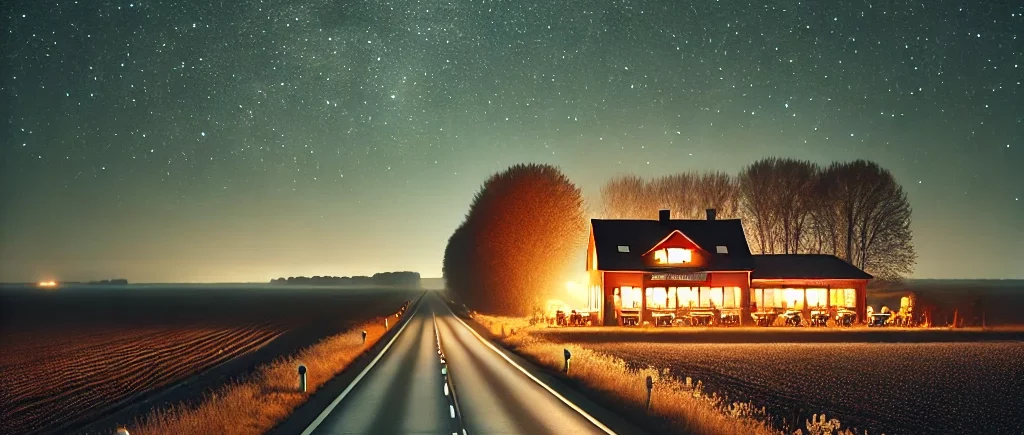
[128,310,406,435]
[472,314,863,435]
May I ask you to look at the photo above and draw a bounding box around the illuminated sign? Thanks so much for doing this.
[649,272,707,281]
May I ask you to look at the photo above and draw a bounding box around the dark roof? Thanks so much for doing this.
[751,254,873,280]
[591,218,754,271]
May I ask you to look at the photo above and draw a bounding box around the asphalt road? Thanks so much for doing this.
[303,293,647,435]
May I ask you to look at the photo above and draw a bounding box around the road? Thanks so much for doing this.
[303,293,645,435]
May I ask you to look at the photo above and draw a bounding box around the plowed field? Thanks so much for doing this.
[586,342,1024,435]
[0,285,415,434]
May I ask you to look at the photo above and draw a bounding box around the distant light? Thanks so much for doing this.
[37,280,57,288]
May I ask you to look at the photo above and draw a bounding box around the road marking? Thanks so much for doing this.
[444,383,449,396]
[300,301,422,435]
[450,404,456,418]
[442,301,618,435]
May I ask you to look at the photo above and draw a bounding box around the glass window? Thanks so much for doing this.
[723,287,741,308]
[679,287,698,308]
[752,288,763,309]
[698,287,723,308]
[667,248,691,263]
[621,286,642,309]
[763,288,780,308]
[806,288,827,308]
[830,288,857,308]
[782,288,804,310]
[667,287,678,309]
[646,287,668,309]
[653,249,667,264]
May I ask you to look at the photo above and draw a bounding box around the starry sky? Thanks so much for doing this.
[1,0,1021,283]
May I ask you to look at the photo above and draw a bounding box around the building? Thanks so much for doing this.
[585,209,872,326]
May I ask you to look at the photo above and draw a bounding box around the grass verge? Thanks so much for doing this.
[472,314,866,435]
[126,308,407,435]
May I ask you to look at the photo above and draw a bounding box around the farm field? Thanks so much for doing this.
[585,341,1024,435]
[0,284,415,435]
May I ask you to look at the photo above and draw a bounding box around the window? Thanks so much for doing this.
[617,245,630,252]
[699,287,723,308]
[654,248,692,264]
[806,288,827,308]
[723,286,741,308]
[620,286,642,309]
[667,248,691,263]
[783,288,804,310]
[646,287,668,309]
[830,288,856,308]
[679,287,698,308]
[716,245,729,254]
[667,287,678,309]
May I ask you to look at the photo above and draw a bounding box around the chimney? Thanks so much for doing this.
[706,208,717,221]
[658,209,671,223]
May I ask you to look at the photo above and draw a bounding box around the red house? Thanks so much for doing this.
[585,209,871,326]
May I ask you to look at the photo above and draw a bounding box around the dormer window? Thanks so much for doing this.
[716,245,728,254]
[654,247,692,264]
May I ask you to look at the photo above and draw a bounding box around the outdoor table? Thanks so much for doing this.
[690,311,715,326]
[751,312,775,327]
[652,312,674,326]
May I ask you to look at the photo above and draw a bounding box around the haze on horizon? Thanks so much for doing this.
[2,1,1021,283]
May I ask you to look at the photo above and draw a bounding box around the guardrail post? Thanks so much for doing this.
[298,364,307,393]
[645,375,654,412]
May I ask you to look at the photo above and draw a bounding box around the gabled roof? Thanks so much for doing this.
[751,254,873,280]
[591,218,754,271]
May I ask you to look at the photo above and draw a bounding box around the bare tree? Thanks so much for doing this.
[599,175,656,219]
[738,158,819,254]
[696,171,739,219]
[599,172,738,220]
[815,160,916,281]
[738,159,782,254]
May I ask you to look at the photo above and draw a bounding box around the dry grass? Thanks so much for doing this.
[128,310,407,435]
[473,314,863,435]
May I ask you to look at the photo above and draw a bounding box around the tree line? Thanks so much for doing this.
[270,271,421,287]
[599,158,916,281]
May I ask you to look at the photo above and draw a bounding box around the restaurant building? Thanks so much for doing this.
[584,209,872,326]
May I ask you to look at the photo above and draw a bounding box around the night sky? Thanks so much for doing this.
[2,1,1021,283]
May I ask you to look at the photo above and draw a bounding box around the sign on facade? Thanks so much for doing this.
[650,272,708,281]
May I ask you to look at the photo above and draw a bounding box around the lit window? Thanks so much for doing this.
[646,287,668,309]
[654,249,667,263]
[723,286,741,308]
[667,248,691,263]
[620,286,642,309]
[716,245,728,254]
[617,245,630,252]
[807,288,827,308]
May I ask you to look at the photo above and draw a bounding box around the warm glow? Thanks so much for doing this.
[667,248,691,263]
[37,280,58,288]
[653,248,692,264]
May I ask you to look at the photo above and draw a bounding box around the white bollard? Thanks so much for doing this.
[298,364,307,393]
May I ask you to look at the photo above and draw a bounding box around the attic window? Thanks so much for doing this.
[716,245,729,254]
[617,245,630,253]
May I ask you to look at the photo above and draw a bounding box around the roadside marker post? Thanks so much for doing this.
[563,349,571,374]
[385,317,389,329]
[361,330,367,344]
[298,365,308,393]
[645,375,654,412]
[115,427,130,435]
